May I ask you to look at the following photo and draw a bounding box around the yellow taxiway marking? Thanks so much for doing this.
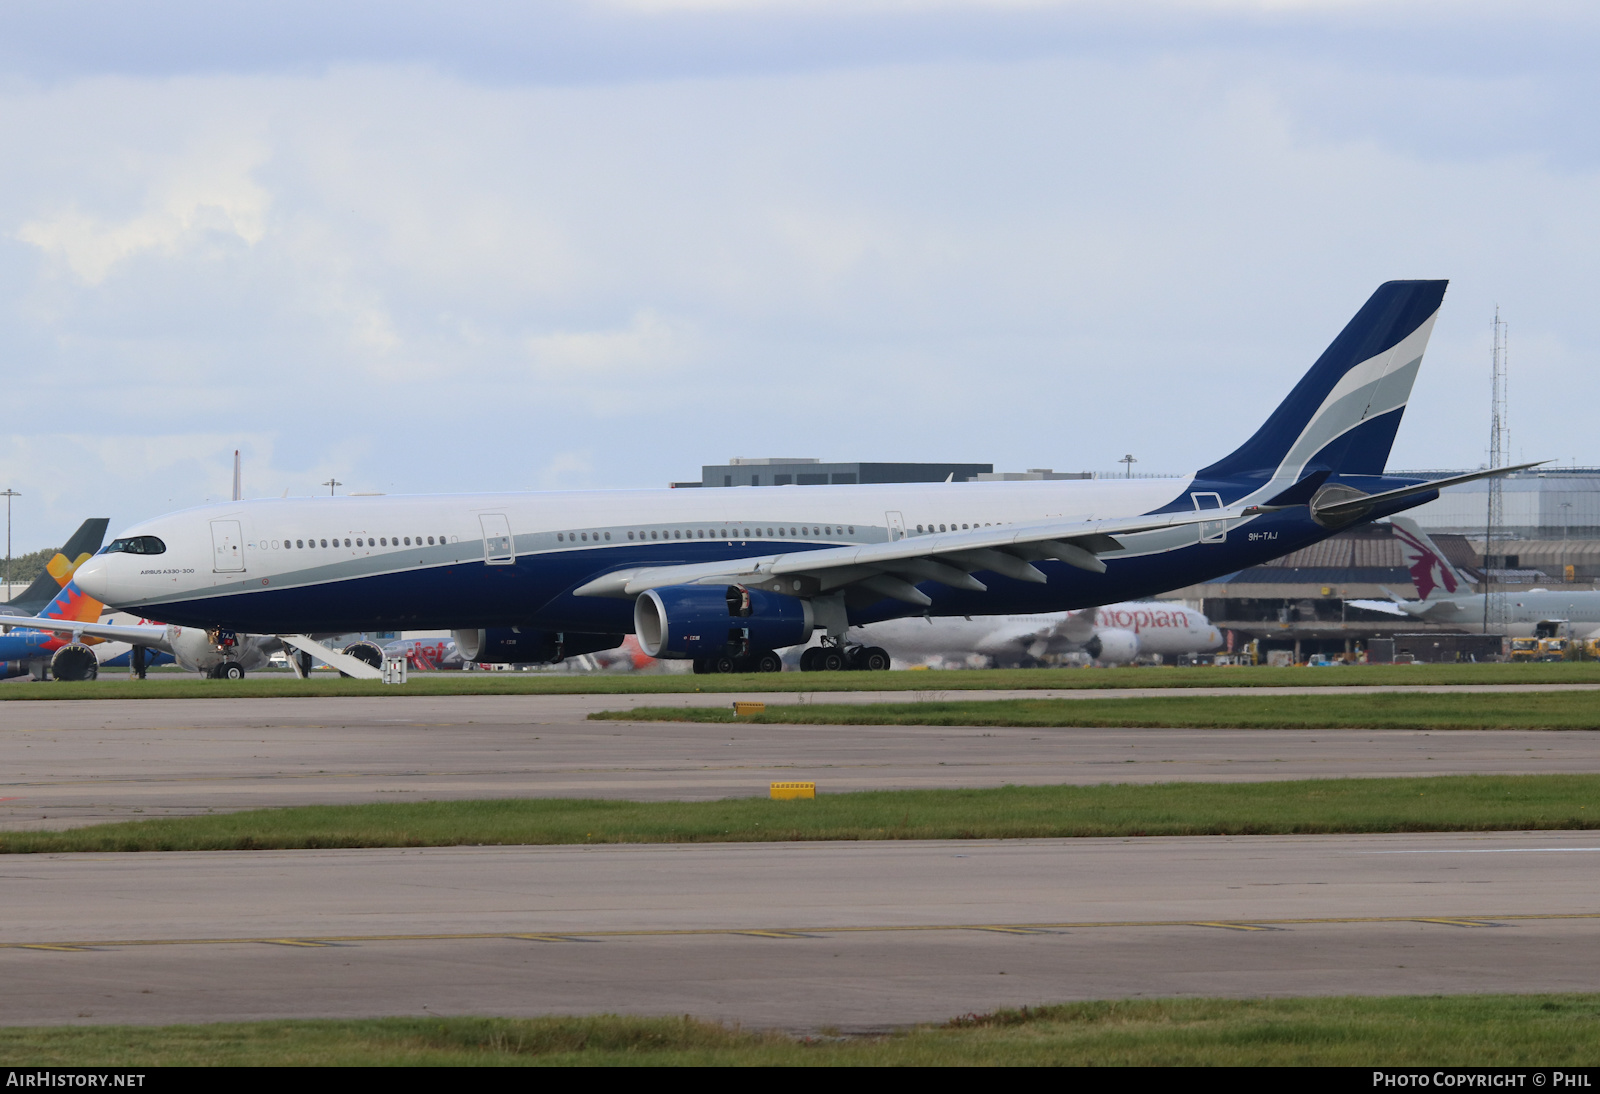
[1190,922,1280,932]
[3,910,1594,951]
[508,934,589,943]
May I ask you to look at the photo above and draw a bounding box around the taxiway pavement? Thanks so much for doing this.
[5,831,1599,1028]
[1,695,1598,829]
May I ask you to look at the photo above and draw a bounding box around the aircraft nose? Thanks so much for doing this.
[73,555,110,602]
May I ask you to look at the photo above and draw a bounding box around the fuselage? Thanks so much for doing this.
[75,473,1429,638]
[855,603,1223,664]
[1424,590,1600,638]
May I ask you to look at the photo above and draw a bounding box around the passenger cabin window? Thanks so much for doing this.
[104,536,167,555]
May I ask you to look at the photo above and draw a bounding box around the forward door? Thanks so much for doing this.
[210,520,245,572]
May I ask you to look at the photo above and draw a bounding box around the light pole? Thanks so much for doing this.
[1,488,17,599]
[322,479,342,496]
[1119,454,1137,479]
[1561,501,1573,582]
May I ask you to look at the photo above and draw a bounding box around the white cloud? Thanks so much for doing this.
[15,140,270,285]
[0,34,1596,537]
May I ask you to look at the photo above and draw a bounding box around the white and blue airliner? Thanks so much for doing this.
[47,280,1532,676]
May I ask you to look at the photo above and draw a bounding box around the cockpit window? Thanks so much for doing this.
[103,536,167,555]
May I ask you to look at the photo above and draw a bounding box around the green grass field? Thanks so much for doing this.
[602,689,1600,730]
[6,995,1600,1065]
[5,660,1600,699]
[6,774,1597,852]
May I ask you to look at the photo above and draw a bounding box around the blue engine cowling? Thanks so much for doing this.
[453,628,625,664]
[634,584,813,659]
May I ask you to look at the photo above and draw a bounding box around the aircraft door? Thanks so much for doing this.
[885,511,906,542]
[1190,492,1226,544]
[210,520,245,572]
[479,513,515,565]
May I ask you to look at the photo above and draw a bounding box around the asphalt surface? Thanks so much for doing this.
[4,691,1598,1028]
[7,832,1600,1029]
[1,695,1598,829]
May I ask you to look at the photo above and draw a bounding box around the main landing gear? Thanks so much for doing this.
[692,649,784,674]
[799,642,889,673]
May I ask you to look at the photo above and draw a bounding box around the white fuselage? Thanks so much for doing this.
[855,603,1223,665]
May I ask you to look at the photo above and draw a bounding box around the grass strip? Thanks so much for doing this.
[6,995,1600,1065]
[7,661,1600,700]
[601,690,1600,730]
[6,775,1600,852]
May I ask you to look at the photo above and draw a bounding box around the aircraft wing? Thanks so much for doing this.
[0,616,174,653]
[574,508,1243,607]
[1346,599,1411,617]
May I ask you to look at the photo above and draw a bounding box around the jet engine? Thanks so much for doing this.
[452,628,624,664]
[342,641,385,669]
[634,584,812,659]
[1084,628,1140,666]
[49,643,99,682]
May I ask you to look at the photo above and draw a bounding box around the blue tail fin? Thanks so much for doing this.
[1198,280,1447,485]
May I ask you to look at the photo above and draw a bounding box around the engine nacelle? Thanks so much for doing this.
[1084,628,1141,665]
[50,643,99,681]
[634,584,813,659]
[452,628,624,664]
[342,641,385,669]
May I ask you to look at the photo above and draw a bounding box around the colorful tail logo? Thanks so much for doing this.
[37,578,105,626]
[1391,521,1460,600]
[46,551,94,588]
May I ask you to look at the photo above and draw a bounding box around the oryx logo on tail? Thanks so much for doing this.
[1389,516,1469,601]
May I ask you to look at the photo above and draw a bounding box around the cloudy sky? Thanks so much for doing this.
[1,0,1596,549]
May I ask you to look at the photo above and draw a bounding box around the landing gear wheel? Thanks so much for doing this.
[692,658,709,675]
[754,650,783,673]
[816,648,846,672]
[219,662,245,680]
[800,648,821,672]
[857,646,890,672]
[711,654,738,674]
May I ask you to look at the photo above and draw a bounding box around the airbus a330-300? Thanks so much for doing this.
[64,280,1535,675]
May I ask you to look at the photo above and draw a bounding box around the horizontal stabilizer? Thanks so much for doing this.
[1311,461,1546,526]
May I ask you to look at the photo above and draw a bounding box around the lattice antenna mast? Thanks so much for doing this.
[1484,307,1508,633]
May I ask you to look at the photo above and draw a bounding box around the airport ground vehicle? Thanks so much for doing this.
[73,281,1532,673]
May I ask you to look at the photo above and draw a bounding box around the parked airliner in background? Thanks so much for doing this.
[1352,516,1600,638]
[854,602,1222,668]
[70,281,1536,674]
[0,518,108,618]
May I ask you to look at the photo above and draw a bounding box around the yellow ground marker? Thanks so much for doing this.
[733,701,766,716]
[770,781,816,800]
[1411,918,1500,928]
